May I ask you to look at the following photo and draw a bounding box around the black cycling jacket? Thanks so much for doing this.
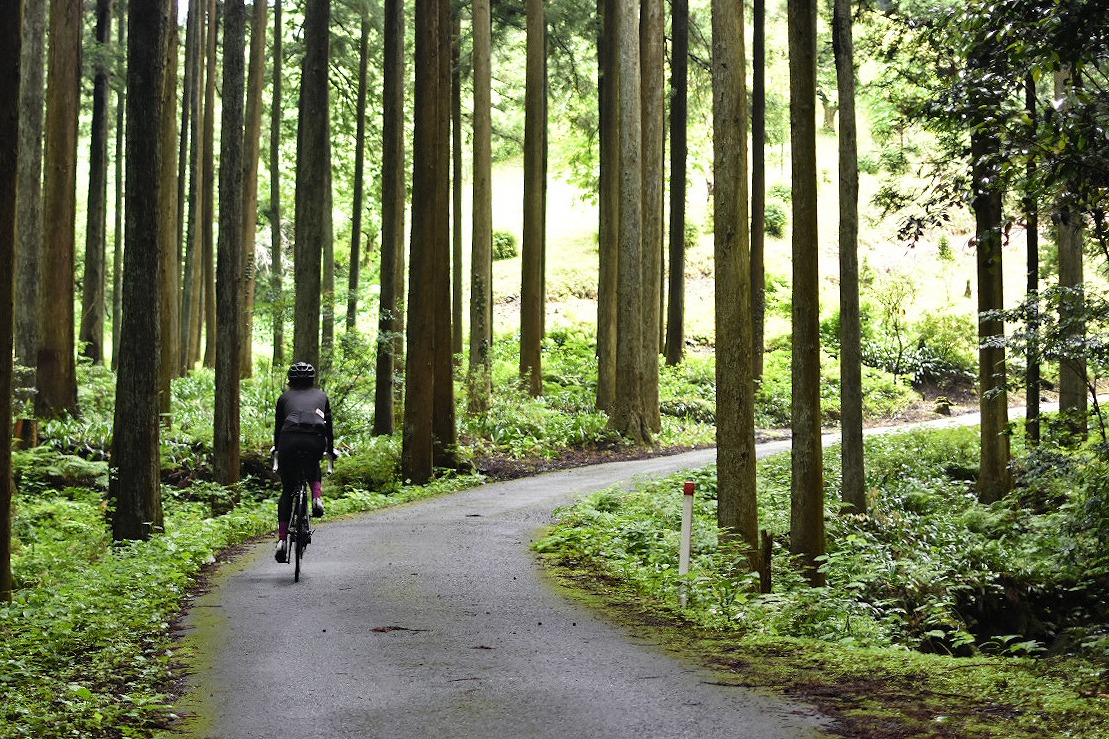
[274,387,334,455]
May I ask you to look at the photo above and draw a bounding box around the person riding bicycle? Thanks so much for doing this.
[274,361,334,563]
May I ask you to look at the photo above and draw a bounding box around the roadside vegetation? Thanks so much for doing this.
[536,424,1109,738]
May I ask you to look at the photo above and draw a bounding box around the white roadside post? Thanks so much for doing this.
[679,481,694,607]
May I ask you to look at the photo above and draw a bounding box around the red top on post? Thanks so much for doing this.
[683,481,695,496]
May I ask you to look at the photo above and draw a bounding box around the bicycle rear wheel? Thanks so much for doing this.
[293,488,307,582]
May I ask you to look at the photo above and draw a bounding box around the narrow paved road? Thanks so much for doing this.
[175,448,833,738]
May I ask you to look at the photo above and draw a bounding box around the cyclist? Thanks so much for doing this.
[273,361,334,563]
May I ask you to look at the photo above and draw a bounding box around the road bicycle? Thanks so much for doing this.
[272,449,334,582]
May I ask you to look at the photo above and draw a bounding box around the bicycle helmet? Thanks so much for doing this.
[287,362,316,384]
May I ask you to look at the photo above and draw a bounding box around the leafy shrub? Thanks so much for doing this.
[328,434,402,494]
[755,347,917,427]
[764,200,788,238]
[911,310,978,386]
[857,152,880,175]
[492,230,519,260]
[768,183,792,201]
[548,266,598,300]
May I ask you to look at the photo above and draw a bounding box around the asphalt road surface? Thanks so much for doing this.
[175,447,836,739]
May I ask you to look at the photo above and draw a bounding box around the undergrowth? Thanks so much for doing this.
[535,425,1109,738]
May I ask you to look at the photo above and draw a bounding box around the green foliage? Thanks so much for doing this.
[328,434,402,494]
[536,423,1109,697]
[911,310,978,386]
[12,447,109,494]
[492,230,519,260]
[755,347,918,428]
[767,183,792,202]
[2,487,273,737]
[763,200,788,238]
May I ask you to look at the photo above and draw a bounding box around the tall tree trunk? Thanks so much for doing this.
[750,0,766,380]
[788,0,825,586]
[468,0,494,415]
[112,0,170,542]
[610,0,651,445]
[834,0,864,513]
[37,0,81,419]
[0,0,22,603]
[214,0,246,490]
[1056,68,1087,441]
[664,0,688,367]
[520,0,546,396]
[374,0,406,435]
[972,126,1012,503]
[402,0,443,484]
[79,0,113,366]
[239,0,268,377]
[712,0,757,572]
[111,2,125,370]
[1024,75,1040,447]
[180,0,206,373]
[157,18,180,416]
[176,0,198,354]
[640,0,663,432]
[451,11,464,357]
[346,11,370,334]
[432,0,457,467]
[15,0,46,378]
[293,0,332,371]
[270,0,285,368]
[200,0,218,369]
[321,159,335,373]
[596,0,618,411]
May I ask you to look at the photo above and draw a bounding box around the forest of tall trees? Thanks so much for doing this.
[3,0,1109,586]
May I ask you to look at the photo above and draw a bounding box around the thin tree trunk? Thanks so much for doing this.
[112,2,125,370]
[432,0,457,467]
[321,159,335,373]
[374,0,405,435]
[200,0,218,369]
[79,0,113,366]
[346,11,370,334]
[176,0,197,350]
[15,0,46,377]
[0,0,22,603]
[37,0,82,419]
[788,0,825,586]
[293,0,332,371]
[1056,71,1086,440]
[712,0,757,572]
[664,0,688,367]
[112,0,169,542]
[214,0,246,491]
[972,126,1012,503]
[750,0,766,380]
[834,0,864,513]
[179,0,206,373]
[451,11,464,357]
[596,0,618,411]
[402,0,442,484]
[521,0,546,396]
[157,18,180,417]
[1024,75,1040,447]
[270,0,284,368]
[468,0,494,415]
[640,0,663,432]
[239,0,268,377]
